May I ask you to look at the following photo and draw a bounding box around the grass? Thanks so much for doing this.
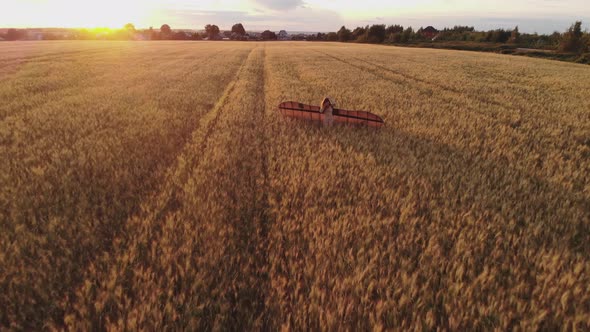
[1,41,589,330]
[388,40,590,64]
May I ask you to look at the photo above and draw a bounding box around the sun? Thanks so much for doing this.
[3,0,153,29]
[59,0,152,28]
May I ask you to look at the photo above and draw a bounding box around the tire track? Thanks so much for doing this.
[150,46,256,222]
[316,47,521,111]
[0,46,111,65]
[0,47,228,123]
[115,45,269,329]
[256,45,271,329]
[1,46,250,330]
[308,49,588,181]
[192,44,270,329]
[0,43,195,82]
[63,46,258,329]
[349,54,510,109]
[312,49,517,125]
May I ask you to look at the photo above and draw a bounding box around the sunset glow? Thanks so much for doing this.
[2,0,589,33]
[4,0,154,28]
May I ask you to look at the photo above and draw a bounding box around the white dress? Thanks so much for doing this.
[323,105,334,126]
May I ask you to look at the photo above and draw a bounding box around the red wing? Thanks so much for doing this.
[278,101,321,112]
[278,101,324,122]
[333,108,385,127]
[278,101,385,127]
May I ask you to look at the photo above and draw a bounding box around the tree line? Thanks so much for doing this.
[318,21,589,54]
[0,22,281,41]
[2,20,588,54]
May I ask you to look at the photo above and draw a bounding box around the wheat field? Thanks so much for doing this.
[1,41,589,330]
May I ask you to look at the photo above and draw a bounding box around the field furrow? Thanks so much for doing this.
[1,41,589,330]
[261,42,590,329]
[324,44,590,134]
[66,45,272,330]
[0,42,253,329]
[284,44,589,204]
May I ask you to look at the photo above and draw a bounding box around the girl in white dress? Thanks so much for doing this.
[320,97,335,126]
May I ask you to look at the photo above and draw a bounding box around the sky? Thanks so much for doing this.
[1,0,589,34]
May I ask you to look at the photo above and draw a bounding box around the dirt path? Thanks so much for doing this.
[65,45,272,330]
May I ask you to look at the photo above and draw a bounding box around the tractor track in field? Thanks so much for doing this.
[69,44,263,303]
[349,55,510,109]
[0,46,126,75]
[0,43,187,65]
[315,49,511,110]
[0,45,251,330]
[121,46,257,236]
[0,46,112,63]
[126,45,271,328]
[0,44,208,81]
[312,49,522,126]
[196,45,271,329]
[256,45,271,328]
[64,46,257,326]
[308,49,588,168]
[0,48,229,124]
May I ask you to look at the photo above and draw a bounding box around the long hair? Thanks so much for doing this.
[320,97,334,113]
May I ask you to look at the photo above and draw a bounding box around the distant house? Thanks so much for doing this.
[278,30,289,40]
[230,32,248,41]
[133,33,148,41]
[422,26,439,39]
[26,30,45,40]
[249,32,261,40]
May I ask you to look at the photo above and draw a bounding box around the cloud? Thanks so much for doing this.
[5,0,586,34]
[251,0,305,11]
[144,1,589,34]
[150,5,343,32]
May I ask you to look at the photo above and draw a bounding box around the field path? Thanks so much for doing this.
[66,45,273,330]
[1,41,589,330]
[0,42,254,329]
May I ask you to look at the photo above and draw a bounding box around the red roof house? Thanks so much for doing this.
[422,26,439,39]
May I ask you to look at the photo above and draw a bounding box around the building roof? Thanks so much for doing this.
[423,26,438,33]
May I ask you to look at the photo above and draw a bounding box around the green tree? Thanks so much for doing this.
[401,27,414,43]
[485,29,510,43]
[160,24,172,39]
[172,31,188,40]
[352,26,368,42]
[368,24,386,43]
[205,24,220,40]
[386,25,404,35]
[120,23,136,40]
[261,30,277,40]
[559,21,585,53]
[314,32,326,41]
[326,32,338,41]
[337,26,352,42]
[509,26,520,44]
[160,24,171,34]
[149,27,160,40]
[231,23,246,36]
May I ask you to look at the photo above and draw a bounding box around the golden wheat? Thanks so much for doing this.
[1,41,588,330]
